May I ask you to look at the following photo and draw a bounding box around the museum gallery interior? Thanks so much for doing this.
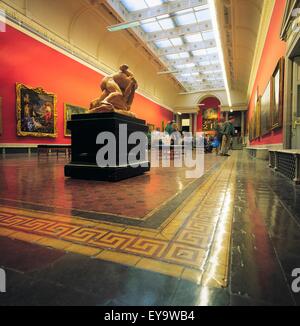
[0,0,300,307]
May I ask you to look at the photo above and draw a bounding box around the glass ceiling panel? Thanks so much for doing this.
[145,0,164,7]
[158,18,175,30]
[141,21,162,32]
[174,13,197,26]
[155,39,172,48]
[195,9,211,22]
[185,33,203,43]
[192,49,207,56]
[117,0,226,93]
[120,0,147,11]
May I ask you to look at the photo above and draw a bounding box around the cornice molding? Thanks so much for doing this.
[246,0,275,101]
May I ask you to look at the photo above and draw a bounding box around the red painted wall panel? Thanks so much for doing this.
[0,25,173,144]
[197,97,221,132]
[248,0,287,146]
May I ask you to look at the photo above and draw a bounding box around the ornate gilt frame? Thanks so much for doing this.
[255,96,261,139]
[271,57,285,130]
[64,103,88,137]
[16,83,57,138]
[0,97,2,136]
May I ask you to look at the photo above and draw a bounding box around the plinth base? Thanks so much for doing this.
[65,162,150,182]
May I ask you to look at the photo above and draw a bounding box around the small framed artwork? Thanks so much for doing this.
[255,96,261,139]
[260,81,271,136]
[64,103,88,136]
[271,58,284,130]
[0,97,2,135]
[249,116,253,141]
[16,83,57,138]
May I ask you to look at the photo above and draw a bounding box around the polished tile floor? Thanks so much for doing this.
[0,151,300,305]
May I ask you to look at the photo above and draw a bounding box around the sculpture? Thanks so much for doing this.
[90,64,138,117]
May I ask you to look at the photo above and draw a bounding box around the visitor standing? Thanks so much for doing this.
[220,116,235,156]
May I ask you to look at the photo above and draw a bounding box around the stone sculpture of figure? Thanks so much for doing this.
[90,64,138,117]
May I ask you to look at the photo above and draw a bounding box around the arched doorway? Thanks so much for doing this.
[197,96,222,134]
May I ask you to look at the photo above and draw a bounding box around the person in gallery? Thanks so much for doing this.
[165,120,175,135]
[213,119,224,155]
[220,115,235,156]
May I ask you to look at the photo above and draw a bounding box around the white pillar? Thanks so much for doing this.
[189,114,193,134]
[241,111,245,144]
[194,113,197,135]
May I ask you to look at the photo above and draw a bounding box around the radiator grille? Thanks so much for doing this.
[277,153,296,180]
[269,151,276,168]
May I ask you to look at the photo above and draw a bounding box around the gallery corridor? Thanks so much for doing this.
[0,152,299,306]
[1,0,300,308]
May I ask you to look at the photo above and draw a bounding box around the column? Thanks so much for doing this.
[189,114,193,134]
[241,111,245,145]
[194,113,198,135]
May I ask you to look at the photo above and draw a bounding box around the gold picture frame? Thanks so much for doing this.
[64,103,88,137]
[16,83,57,138]
[260,81,271,136]
[271,57,285,130]
[255,96,261,139]
[0,97,2,136]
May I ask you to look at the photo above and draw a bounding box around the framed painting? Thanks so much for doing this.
[202,107,218,131]
[255,96,261,139]
[271,58,284,130]
[16,83,57,138]
[260,81,271,136]
[0,97,2,135]
[249,116,253,141]
[64,103,88,137]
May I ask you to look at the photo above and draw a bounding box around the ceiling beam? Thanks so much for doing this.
[170,64,222,73]
[156,39,216,56]
[178,87,225,95]
[144,21,213,42]
[163,53,219,66]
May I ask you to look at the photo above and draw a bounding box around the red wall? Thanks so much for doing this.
[197,97,221,132]
[248,0,287,146]
[0,25,173,144]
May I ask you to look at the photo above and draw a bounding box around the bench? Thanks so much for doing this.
[246,147,269,160]
[37,145,71,159]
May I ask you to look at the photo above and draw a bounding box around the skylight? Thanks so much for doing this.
[111,0,228,94]
[185,33,203,43]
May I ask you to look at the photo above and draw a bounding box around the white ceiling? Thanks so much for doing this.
[107,0,226,93]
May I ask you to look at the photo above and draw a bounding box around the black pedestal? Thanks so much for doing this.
[65,112,150,182]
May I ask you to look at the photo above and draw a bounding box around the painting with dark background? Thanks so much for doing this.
[16,83,57,138]
[260,81,271,136]
[271,58,284,129]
